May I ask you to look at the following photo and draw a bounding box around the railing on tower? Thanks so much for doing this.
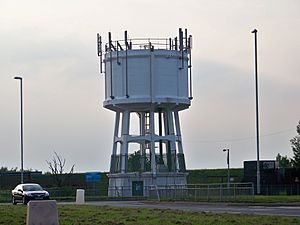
[97,28,193,100]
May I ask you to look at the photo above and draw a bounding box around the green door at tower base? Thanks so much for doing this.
[132,181,144,196]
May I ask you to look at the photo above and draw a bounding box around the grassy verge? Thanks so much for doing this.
[2,189,300,204]
[253,195,300,203]
[150,195,300,204]
[0,204,299,225]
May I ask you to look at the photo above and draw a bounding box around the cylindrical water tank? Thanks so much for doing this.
[104,49,190,111]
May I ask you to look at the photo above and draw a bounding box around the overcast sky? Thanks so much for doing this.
[0,0,299,173]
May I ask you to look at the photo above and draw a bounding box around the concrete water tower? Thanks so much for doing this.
[97,29,193,197]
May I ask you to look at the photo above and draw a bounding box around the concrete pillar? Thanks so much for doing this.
[167,111,178,172]
[110,111,120,173]
[139,112,146,171]
[120,110,130,173]
[149,110,156,175]
[174,111,183,154]
[174,111,186,172]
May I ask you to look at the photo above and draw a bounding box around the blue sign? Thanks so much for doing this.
[85,172,101,183]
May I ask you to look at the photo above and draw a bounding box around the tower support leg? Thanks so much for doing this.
[110,111,120,173]
[167,111,178,172]
[149,110,157,175]
[139,112,146,171]
[163,111,171,171]
[174,111,186,171]
[120,110,130,173]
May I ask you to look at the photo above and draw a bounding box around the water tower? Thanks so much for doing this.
[97,29,193,197]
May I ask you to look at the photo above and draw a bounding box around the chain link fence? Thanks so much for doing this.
[0,186,109,203]
[260,184,300,195]
[149,183,254,201]
[4,183,300,203]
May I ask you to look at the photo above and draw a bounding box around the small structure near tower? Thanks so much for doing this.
[97,29,193,197]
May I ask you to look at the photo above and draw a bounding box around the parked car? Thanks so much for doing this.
[12,183,50,205]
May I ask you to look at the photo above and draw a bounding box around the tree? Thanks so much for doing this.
[46,151,75,187]
[276,153,292,168]
[0,167,18,172]
[128,151,141,172]
[127,150,151,172]
[291,121,300,169]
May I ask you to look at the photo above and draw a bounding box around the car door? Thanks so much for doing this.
[14,185,23,200]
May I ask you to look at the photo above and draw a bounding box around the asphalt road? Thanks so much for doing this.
[83,201,300,217]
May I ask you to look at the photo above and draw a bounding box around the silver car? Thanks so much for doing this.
[12,183,50,205]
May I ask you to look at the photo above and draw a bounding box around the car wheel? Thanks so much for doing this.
[22,196,28,205]
[12,197,17,205]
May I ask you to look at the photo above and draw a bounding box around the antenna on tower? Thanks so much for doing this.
[97,33,103,73]
[188,34,193,100]
[179,28,184,69]
[125,30,129,98]
[108,32,114,99]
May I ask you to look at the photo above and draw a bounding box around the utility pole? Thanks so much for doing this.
[14,76,24,184]
[252,29,261,195]
[223,149,230,188]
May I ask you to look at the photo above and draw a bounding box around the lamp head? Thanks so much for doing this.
[14,76,22,80]
[251,29,257,34]
[223,149,229,152]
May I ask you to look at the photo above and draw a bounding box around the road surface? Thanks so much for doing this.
[82,201,300,217]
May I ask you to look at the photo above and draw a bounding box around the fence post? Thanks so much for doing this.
[252,183,255,201]
[234,183,236,200]
[174,186,177,200]
[219,184,222,201]
[155,186,160,201]
[207,185,210,201]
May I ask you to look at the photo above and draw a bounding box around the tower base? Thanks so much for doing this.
[107,172,188,197]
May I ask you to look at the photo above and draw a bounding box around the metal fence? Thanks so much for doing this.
[0,186,109,203]
[149,183,255,202]
[0,189,11,203]
[108,186,135,197]
[260,184,300,195]
[5,183,300,203]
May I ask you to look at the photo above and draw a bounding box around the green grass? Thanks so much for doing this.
[2,193,300,204]
[254,195,300,203]
[0,204,299,225]
[187,169,244,184]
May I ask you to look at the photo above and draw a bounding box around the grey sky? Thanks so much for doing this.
[0,0,299,173]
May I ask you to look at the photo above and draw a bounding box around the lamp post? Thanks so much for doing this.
[251,29,261,195]
[14,76,24,184]
[223,148,230,188]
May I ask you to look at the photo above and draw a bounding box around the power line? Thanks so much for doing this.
[185,128,295,144]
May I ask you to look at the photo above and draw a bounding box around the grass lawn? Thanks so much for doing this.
[0,204,299,225]
[254,195,300,203]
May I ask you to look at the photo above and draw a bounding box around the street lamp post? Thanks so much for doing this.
[14,76,24,184]
[223,148,230,188]
[251,29,261,195]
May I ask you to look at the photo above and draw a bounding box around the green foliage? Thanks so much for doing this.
[254,195,300,203]
[127,150,151,172]
[291,121,300,168]
[0,166,18,172]
[276,153,292,168]
[187,168,244,184]
[128,151,141,172]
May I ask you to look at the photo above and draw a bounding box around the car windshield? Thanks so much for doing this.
[23,184,43,191]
